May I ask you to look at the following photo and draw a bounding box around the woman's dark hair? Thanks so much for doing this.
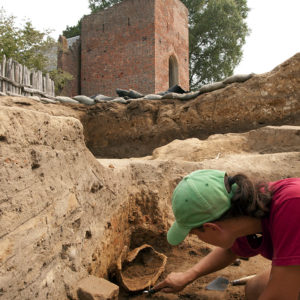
[220,173,272,220]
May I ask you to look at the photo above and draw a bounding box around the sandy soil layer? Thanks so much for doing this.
[117,236,270,300]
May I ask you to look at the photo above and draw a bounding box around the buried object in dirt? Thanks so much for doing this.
[117,244,167,292]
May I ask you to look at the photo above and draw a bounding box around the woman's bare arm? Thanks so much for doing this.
[258,265,300,300]
[154,247,237,293]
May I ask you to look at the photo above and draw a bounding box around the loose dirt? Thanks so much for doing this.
[117,235,270,299]
[1,89,299,299]
[102,125,300,299]
[122,248,164,279]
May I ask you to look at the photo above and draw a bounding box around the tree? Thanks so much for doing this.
[69,0,250,89]
[0,8,73,93]
[62,1,122,38]
[49,68,74,95]
[0,8,56,71]
[63,18,82,38]
[88,0,121,12]
[181,0,250,89]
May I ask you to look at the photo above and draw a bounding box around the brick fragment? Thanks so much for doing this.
[77,276,119,300]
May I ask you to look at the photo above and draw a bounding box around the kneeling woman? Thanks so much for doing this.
[154,169,300,300]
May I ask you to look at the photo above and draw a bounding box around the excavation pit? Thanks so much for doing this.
[116,244,167,292]
[104,215,271,300]
[115,234,271,300]
[1,68,300,300]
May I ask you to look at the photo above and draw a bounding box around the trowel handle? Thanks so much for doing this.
[143,287,158,295]
[148,288,157,294]
[231,274,256,286]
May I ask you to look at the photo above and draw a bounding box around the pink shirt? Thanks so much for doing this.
[231,178,300,266]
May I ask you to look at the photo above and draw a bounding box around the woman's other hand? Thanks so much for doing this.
[153,270,196,293]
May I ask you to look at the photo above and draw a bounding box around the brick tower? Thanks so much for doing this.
[59,0,189,97]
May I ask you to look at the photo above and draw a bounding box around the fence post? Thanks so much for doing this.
[2,55,7,94]
[0,55,55,98]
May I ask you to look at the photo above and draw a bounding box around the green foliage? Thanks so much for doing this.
[89,0,122,12]
[62,0,121,38]
[62,0,122,38]
[0,8,56,72]
[66,0,250,89]
[0,8,74,94]
[62,18,82,38]
[181,0,250,89]
[49,68,74,95]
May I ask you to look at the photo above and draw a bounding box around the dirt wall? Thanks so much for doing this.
[0,52,300,300]
[1,98,300,299]
[0,102,180,299]
[81,53,300,158]
[0,105,130,299]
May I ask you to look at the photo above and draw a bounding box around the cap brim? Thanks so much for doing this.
[167,221,191,245]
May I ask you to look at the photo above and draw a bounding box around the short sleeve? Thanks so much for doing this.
[271,197,300,266]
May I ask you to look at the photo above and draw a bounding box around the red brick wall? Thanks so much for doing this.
[81,0,156,97]
[58,0,189,97]
[154,0,189,92]
[57,36,81,97]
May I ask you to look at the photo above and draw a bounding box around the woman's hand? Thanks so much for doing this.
[153,270,196,293]
[153,247,237,294]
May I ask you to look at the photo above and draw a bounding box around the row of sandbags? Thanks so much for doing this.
[25,73,255,105]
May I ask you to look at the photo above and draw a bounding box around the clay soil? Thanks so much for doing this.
[121,247,166,289]
[1,92,299,300]
[102,125,300,299]
[98,128,300,299]
[117,233,270,300]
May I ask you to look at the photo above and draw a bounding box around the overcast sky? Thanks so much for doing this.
[1,0,299,75]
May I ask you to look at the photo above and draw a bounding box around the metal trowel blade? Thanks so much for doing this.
[205,276,229,291]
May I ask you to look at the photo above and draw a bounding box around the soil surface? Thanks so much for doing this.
[118,236,270,299]
[1,53,299,300]
[100,125,300,300]
[122,248,164,279]
[120,247,166,292]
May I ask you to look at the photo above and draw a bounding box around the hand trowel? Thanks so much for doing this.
[205,275,256,291]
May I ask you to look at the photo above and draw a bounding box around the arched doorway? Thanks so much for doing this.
[169,55,178,88]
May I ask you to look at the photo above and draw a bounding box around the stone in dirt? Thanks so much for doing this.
[77,276,119,300]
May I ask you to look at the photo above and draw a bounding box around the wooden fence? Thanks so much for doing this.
[0,55,55,98]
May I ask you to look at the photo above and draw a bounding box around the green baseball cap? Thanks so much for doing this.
[167,169,237,245]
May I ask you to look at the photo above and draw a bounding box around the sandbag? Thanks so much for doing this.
[73,95,95,105]
[223,73,254,84]
[116,88,129,98]
[128,89,144,99]
[41,97,57,104]
[162,91,201,100]
[94,99,108,103]
[161,92,178,99]
[56,96,79,104]
[117,244,167,292]
[176,91,201,101]
[199,82,226,94]
[167,84,187,94]
[93,94,114,102]
[143,94,163,100]
[110,97,128,104]
[116,88,144,99]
